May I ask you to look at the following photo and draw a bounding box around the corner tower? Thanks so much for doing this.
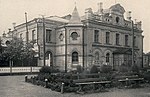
[65,6,84,71]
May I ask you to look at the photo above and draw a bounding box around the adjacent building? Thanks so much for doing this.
[11,3,143,71]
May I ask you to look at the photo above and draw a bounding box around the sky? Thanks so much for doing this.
[0,0,150,53]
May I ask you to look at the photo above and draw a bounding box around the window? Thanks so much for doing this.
[32,30,35,41]
[45,51,53,66]
[106,32,110,44]
[94,30,99,42]
[95,52,99,60]
[59,33,64,41]
[125,35,128,46]
[133,36,136,47]
[116,17,120,23]
[20,33,22,39]
[116,33,120,45]
[71,32,78,40]
[72,52,78,63]
[106,53,110,62]
[46,29,52,42]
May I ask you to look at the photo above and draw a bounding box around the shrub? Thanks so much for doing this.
[143,71,150,81]
[76,65,83,73]
[39,66,59,74]
[130,64,139,73]
[90,65,100,73]
[118,63,128,73]
[100,65,112,73]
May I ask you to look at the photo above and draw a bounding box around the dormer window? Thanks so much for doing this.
[116,17,120,23]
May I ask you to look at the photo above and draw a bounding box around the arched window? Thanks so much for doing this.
[59,33,64,41]
[72,52,78,63]
[116,17,120,23]
[95,52,99,60]
[106,53,110,63]
[71,32,78,40]
[45,51,53,66]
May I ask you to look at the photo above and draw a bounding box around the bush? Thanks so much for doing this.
[100,65,112,73]
[76,65,83,73]
[130,64,139,73]
[90,65,100,73]
[39,66,59,74]
[143,71,150,81]
[118,63,128,73]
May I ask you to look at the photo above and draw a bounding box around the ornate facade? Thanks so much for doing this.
[12,3,143,71]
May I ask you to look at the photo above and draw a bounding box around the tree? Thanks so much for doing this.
[0,37,35,67]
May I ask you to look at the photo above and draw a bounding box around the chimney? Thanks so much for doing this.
[137,21,142,30]
[85,8,93,19]
[2,31,6,38]
[12,23,16,29]
[98,2,103,14]
[126,11,131,20]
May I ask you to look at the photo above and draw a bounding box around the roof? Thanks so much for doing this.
[47,16,69,23]
[68,6,83,25]
[109,3,125,14]
[145,52,150,56]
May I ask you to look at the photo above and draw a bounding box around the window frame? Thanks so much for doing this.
[46,29,52,43]
[72,52,78,63]
[106,53,110,63]
[116,33,120,45]
[106,32,110,44]
[94,30,99,43]
[125,35,128,46]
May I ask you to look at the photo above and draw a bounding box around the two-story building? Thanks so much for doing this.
[12,3,143,71]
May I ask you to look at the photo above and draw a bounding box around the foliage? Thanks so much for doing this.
[118,63,129,73]
[76,65,83,73]
[90,65,100,73]
[39,66,60,74]
[100,65,112,73]
[143,71,150,81]
[130,64,139,73]
[0,37,35,66]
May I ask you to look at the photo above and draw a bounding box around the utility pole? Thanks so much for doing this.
[64,27,67,73]
[131,20,135,67]
[25,12,29,44]
[42,15,46,66]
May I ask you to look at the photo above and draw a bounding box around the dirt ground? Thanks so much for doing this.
[0,75,150,97]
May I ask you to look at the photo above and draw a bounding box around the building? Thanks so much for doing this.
[143,52,150,67]
[12,3,143,71]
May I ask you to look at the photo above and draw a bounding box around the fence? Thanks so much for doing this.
[0,67,41,74]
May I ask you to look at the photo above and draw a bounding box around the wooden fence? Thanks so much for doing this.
[0,67,41,74]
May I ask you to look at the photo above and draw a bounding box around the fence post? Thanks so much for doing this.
[25,75,28,82]
[77,72,79,79]
[126,78,129,87]
[45,79,48,88]
[61,82,64,94]
[98,72,100,78]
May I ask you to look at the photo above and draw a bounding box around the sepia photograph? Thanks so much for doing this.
[0,0,150,97]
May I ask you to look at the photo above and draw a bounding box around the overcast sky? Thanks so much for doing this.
[0,0,149,53]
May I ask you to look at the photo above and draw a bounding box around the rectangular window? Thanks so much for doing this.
[133,36,136,47]
[46,29,52,42]
[106,32,110,44]
[116,33,119,45]
[32,30,35,41]
[94,30,99,42]
[125,35,128,46]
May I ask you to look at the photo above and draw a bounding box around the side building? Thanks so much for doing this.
[12,3,143,71]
